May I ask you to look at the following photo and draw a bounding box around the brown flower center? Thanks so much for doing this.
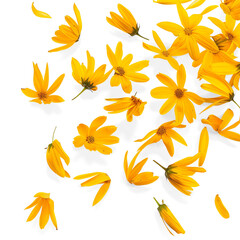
[157,126,166,135]
[184,28,192,36]
[227,33,234,40]
[162,51,169,57]
[116,67,125,76]
[131,96,141,104]
[38,92,47,100]
[175,89,184,98]
[86,136,95,144]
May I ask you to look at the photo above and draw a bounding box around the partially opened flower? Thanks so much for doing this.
[153,0,191,4]
[46,127,70,178]
[73,116,119,155]
[71,51,112,100]
[21,63,65,104]
[106,4,148,40]
[202,108,240,141]
[220,0,240,20]
[74,172,111,206]
[104,94,146,122]
[154,198,185,235]
[124,151,159,185]
[135,120,187,156]
[154,153,206,195]
[215,194,230,219]
[198,127,209,166]
[49,4,82,52]
[25,192,57,230]
[106,42,149,93]
[143,31,188,70]
[151,65,204,123]
[32,2,51,18]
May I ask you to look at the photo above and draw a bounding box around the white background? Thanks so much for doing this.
[1,0,240,239]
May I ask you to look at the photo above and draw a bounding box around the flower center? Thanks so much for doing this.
[131,96,141,104]
[162,51,169,57]
[227,33,234,40]
[184,28,192,36]
[116,67,125,76]
[38,92,47,100]
[175,89,184,98]
[86,136,95,144]
[157,126,166,135]
[81,78,95,90]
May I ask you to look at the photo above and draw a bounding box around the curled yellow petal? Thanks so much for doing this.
[187,0,205,10]
[32,2,51,19]
[215,194,230,219]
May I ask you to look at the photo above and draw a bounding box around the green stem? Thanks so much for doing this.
[153,160,167,171]
[232,99,240,109]
[136,33,149,41]
[153,197,160,207]
[52,126,57,142]
[72,88,86,101]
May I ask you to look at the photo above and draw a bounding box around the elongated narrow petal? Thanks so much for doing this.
[187,0,206,9]
[32,2,51,18]
[215,194,230,219]
[93,181,111,206]
[198,127,209,166]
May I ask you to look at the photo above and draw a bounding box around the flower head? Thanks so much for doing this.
[106,4,148,40]
[154,153,206,195]
[74,172,111,206]
[49,4,82,52]
[220,0,240,20]
[151,65,204,123]
[25,192,57,230]
[104,94,146,122]
[135,120,187,156]
[124,151,159,185]
[21,63,64,104]
[71,51,112,100]
[73,116,119,155]
[202,108,240,141]
[106,42,149,93]
[154,197,185,235]
[215,194,230,219]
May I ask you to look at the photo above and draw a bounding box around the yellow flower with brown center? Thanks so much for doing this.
[71,51,112,100]
[21,63,65,104]
[135,120,187,156]
[25,192,57,230]
[73,116,119,155]
[220,0,240,20]
[49,4,82,52]
[202,108,240,141]
[104,94,146,122]
[46,127,70,178]
[151,65,204,123]
[124,151,159,185]
[154,198,185,235]
[106,42,149,93]
[106,4,148,40]
[215,194,230,219]
[74,172,111,206]
[143,31,188,70]
[154,153,206,195]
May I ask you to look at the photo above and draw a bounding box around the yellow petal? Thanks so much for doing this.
[73,3,82,32]
[117,4,136,27]
[93,181,111,206]
[219,109,234,131]
[177,64,186,88]
[128,158,148,181]
[81,173,110,186]
[48,199,58,230]
[26,200,42,222]
[47,74,65,95]
[34,192,50,199]
[177,2,189,28]
[157,22,183,36]
[32,2,51,18]
[220,130,240,141]
[160,97,177,114]
[187,0,205,9]
[74,172,100,180]
[198,127,209,166]
[21,88,38,98]
[39,200,50,229]
[52,139,70,165]
[215,194,230,219]
[156,73,177,89]
[89,116,107,135]
[162,134,174,156]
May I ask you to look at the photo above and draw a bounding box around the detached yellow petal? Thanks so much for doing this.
[32,2,51,18]
[215,194,230,219]
[187,0,205,9]
[198,127,209,166]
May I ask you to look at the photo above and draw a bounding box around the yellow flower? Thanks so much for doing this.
[124,151,159,185]
[25,192,57,230]
[153,0,191,4]
[49,4,82,52]
[106,42,149,93]
[157,3,217,60]
[215,194,230,219]
[220,0,240,20]
[151,65,204,123]
[154,198,185,235]
[73,116,119,155]
[74,172,111,206]
[104,94,146,122]
[143,31,188,70]
[21,63,65,104]
[32,2,51,18]
[202,108,240,141]
[106,4,148,40]
[46,127,70,178]
[154,153,206,195]
[198,127,209,166]
[135,120,187,156]
[71,51,112,100]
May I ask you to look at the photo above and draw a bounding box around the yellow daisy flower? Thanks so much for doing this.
[71,51,112,100]
[106,4,148,40]
[49,4,82,52]
[202,108,240,141]
[21,63,65,104]
[215,194,230,219]
[154,198,185,235]
[25,192,57,230]
[124,151,159,185]
[151,65,204,123]
[106,42,149,93]
[46,127,70,178]
[32,2,51,18]
[220,0,240,20]
[73,116,119,155]
[74,172,111,206]
[104,94,146,122]
[135,120,187,156]
[143,31,188,70]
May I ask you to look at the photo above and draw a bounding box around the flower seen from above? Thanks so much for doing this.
[25,192,57,230]
[74,172,111,206]
[21,63,65,104]
[73,116,119,155]
[215,194,230,219]
[32,2,51,18]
